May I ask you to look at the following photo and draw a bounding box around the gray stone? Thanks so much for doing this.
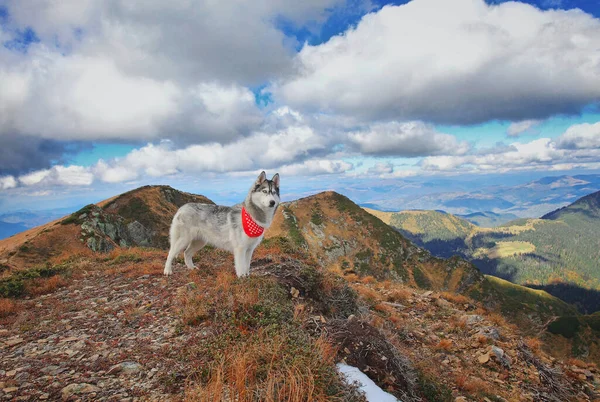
[477,326,501,341]
[127,221,152,246]
[61,383,100,400]
[463,315,483,326]
[107,361,143,375]
[491,346,512,368]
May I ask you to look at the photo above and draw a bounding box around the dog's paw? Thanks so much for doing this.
[163,269,173,276]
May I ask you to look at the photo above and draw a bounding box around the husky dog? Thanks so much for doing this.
[164,171,280,277]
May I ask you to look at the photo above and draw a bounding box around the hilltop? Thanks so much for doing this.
[0,186,598,401]
[0,185,212,273]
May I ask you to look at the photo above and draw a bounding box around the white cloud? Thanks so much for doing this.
[367,162,394,175]
[0,176,17,190]
[278,159,353,176]
[556,122,600,149]
[87,123,331,182]
[348,121,469,156]
[18,165,94,187]
[0,49,264,143]
[19,170,51,186]
[507,119,542,137]
[421,128,600,174]
[276,0,600,124]
[3,0,344,85]
[0,0,347,172]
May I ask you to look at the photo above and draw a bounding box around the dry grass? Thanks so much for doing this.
[459,376,491,394]
[440,292,470,305]
[450,315,468,329]
[185,330,342,402]
[373,302,395,315]
[436,339,453,351]
[475,334,489,346]
[525,337,542,352]
[353,284,382,306]
[486,312,509,327]
[386,288,412,303]
[25,275,68,296]
[567,358,588,369]
[0,298,19,317]
[360,275,377,284]
[343,273,359,283]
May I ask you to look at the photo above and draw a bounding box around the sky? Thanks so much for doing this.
[0,0,599,211]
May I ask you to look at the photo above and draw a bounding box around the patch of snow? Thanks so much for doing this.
[337,363,400,402]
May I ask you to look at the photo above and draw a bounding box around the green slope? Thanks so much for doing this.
[370,191,600,313]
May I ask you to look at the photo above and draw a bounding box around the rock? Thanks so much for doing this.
[4,338,24,347]
[435,298,451,308]
[478,353,490,364]
[61,383,100,400]
[491,346,512,368]
[127,221,152,246]
[477,326,501,341]
[463,315,483,326]
[107,361,143,375]
[14,372,29,383]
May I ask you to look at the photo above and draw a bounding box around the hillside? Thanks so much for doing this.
[267,193,486,297]
[372,190,600,313]
[0,186,598,401]
[0,185,212,274]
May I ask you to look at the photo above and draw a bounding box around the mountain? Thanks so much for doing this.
[0,185,212,271]
[542,189,600,220]
[374,190,600,313]
[458,211,520,227]
[0,186,596,401]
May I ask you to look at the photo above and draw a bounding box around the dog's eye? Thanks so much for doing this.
[262,190,268,194]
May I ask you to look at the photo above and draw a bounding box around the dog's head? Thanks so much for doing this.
[250,171,280,210]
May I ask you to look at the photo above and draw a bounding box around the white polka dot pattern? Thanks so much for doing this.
[242,207,265,237]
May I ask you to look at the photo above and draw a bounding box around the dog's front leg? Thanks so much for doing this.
[244,246,256,276]
[233,248,248,277]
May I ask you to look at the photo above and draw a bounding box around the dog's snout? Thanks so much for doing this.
[269,200,276,207]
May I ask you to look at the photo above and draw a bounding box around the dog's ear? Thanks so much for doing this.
[255,171,267,186]
[272,173,280,188]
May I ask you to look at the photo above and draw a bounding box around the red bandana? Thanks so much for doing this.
[242,207,265,237]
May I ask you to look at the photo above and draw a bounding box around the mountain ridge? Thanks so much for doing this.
[1,185,597,400]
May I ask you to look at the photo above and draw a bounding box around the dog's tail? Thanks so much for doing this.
[168,210,180,245]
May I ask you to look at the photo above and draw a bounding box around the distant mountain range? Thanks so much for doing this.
[368,190,600,313]
[360,174,600,218]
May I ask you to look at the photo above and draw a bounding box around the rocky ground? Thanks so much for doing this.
[2,247,599,402]
[0,262,200,401]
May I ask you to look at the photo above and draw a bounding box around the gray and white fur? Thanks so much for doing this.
[164,171,280,277]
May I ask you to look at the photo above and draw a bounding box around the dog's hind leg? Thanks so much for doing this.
[164,237,188,276]
[184,239,205,269]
